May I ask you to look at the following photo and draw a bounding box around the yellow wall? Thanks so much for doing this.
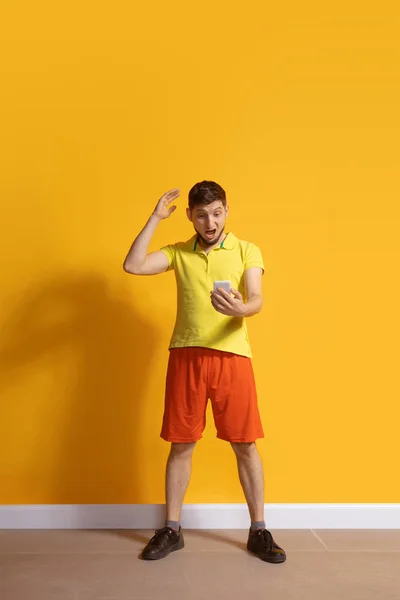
[1,2,399,504]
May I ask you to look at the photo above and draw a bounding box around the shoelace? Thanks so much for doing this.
[259,529,274,551]
[150,527,174,548]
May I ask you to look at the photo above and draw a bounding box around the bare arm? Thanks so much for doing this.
[242,267,263,316]
[123,188,179,275]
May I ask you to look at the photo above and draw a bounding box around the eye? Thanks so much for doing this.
[214,212,221,217]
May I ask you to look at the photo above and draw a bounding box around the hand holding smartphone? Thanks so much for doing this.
[213,280,231,295]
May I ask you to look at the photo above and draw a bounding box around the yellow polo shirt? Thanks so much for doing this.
[160,232,264,358]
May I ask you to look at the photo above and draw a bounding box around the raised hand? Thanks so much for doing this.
[152,188,180,220]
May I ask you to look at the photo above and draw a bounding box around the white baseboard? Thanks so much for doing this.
[1,504,400,529]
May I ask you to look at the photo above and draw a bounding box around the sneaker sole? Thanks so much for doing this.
[247,545,286,564]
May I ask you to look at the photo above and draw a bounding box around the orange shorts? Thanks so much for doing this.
[161,347,264,443]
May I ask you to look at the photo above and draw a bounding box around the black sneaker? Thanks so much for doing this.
[141,527,184,560]
[247,528,286,563]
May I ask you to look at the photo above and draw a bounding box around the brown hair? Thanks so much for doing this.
[188,181,226,210]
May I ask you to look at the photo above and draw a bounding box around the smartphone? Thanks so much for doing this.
[213,280,231,295]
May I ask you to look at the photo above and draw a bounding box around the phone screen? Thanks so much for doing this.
[214,280,231,294]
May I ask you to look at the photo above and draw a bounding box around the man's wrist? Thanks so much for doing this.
[149,213,161,225]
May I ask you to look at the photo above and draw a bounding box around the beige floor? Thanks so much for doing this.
[1,529,400,600]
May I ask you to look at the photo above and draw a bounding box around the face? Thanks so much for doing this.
[187,200,228,247]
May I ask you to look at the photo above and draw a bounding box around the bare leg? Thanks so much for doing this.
[231,442,265,522]
[165,442,196,522]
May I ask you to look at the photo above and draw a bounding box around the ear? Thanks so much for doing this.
[225,204,229,217]
[186,207,192,222]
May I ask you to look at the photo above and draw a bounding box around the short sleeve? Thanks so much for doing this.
[244,243,265,273]
[160,244,176,271]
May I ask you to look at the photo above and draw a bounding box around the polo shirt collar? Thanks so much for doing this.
[221,232,238,250]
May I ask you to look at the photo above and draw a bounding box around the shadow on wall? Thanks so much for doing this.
[0,273,158,504]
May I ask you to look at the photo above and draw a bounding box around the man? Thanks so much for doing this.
[123,181,286,563]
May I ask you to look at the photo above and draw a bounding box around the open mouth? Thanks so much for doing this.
[205,229,216,240]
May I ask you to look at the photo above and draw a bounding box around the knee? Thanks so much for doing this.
[170,442,196,459]
[231,441,256,458]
